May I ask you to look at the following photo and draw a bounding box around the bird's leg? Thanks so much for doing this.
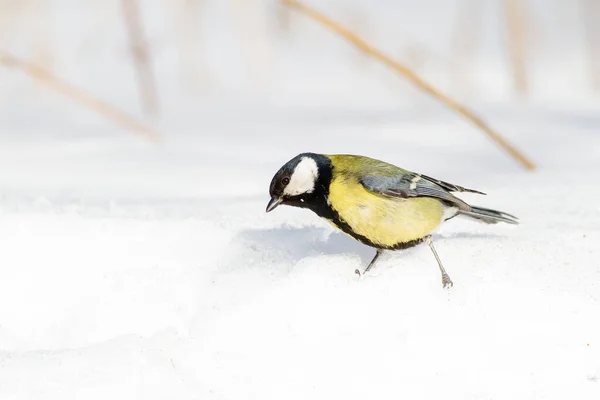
[425,236,453,288]
[363,248,384,274]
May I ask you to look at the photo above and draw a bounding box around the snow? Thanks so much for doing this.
[1,103,599,399]
[1,0,600,398]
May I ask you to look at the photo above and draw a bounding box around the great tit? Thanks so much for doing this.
[266,153,518,288]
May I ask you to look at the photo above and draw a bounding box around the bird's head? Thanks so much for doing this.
[266,153,331,213]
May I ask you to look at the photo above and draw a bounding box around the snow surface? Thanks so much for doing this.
[1,103,599,399]
[1,0,600,398]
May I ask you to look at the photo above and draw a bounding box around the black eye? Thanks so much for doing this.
[282,177,290,185]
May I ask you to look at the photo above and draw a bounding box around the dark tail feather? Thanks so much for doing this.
[458,206,519,225]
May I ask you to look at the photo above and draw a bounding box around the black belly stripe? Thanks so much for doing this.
[330,216,425,250]
[311,199,426,250]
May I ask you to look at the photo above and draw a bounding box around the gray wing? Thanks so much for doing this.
[417,173,486,195]
[360,172,484,211]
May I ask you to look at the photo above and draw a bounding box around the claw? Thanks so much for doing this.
[442,274,454,289]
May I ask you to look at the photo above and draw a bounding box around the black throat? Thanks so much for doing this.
[283,153,336,219]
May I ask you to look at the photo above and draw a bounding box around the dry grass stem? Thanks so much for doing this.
[503,0,529,95]
[121,0,160,115]
[275,0,292,33]
[0,51,162,143]
[282,0,537,171]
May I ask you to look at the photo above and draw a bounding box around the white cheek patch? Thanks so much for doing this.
[284,157,319,196]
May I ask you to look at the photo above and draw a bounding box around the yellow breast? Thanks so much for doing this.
[328,176,445,248]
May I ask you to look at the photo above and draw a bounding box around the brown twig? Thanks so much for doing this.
[0,51,162,143]
[121,0,160,115]
[275,0,292,33]
[282,0,536,171]
[503,0,529,96]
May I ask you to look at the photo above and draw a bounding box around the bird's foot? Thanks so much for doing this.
[442,273,454,289]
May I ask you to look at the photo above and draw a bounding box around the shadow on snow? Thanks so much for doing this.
[222,225,507,273]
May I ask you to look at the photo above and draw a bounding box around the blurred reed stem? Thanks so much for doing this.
[275,0,292,33]
[121,0,159,115]
[282,0,537,171]
[503,0,529,96]
[0,51,162,143]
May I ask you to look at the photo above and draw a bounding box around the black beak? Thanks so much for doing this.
[266,197,282,213]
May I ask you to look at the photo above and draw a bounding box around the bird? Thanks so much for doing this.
[265,152,518,288]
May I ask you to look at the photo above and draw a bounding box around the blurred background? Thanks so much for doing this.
[3,0,600,201]
[1,0,599,123]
